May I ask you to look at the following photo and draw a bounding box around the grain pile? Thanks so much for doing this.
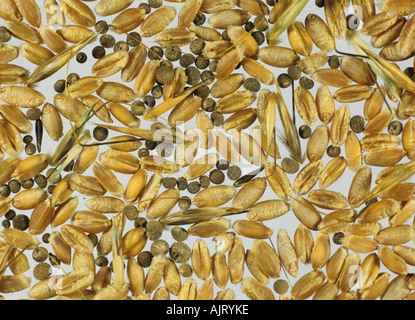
[0,0,415,300]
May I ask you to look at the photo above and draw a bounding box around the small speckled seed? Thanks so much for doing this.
[26,108,41,121]
[170,242,191,263]
[123,205,139,221]
[278,73,293,88]
[274,279,289,294]
[171,227,188,242]
[299,76,314,89]
[165,46,181,61]
[146,220,163,241]
[137,251,153,268]
[150,240,170,256]
[12,214,29,231]
[162,177,177,189]
[327,145,341,157]
[288,65,302,80]
[187,181,201,194]
[211,112,225,127]
[33,263,52,281]
[210,169,225,184]
[95,21,109,34]
[134,217,147,229]
[179,263,193,277]
[25,143,36,155]
[178,196,191,210]
[0,186,11,198]
[76,52,87,63]
[328,55,340,69]
[199,176,210,188]
[299,125,312,139]
[180,54,195,68]
[92,46,106,59]
[93,127,108,141]
[281,158,300,174]
[350,115,365,133]
[333,232,345,245]
[148,46,163,60]
[227,166,242,181]
[8,180,20,193]
[388,121,402,135]
[100,34,115,48]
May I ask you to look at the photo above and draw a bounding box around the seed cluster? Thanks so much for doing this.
[0,0,415,301]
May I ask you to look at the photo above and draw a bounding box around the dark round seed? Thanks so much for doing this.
[47,184,56,194]
[145,140,157,150]
[350,115,365,133]
[287,65,302,80]
[222,30,231,41]
[404,67,415,79]
[388,120,403,135]
[33,262,52,281]
[12,214,29,231]
[171,226,188,242]
[5,209,15,221]
[227,166,242,180]
[245,21,255,32]
[170,242,191,263]
[23,135,33,144]
[67,73,79,85]
[165,46,182,61]
[266,0,278,5]
[138,3,151,14]
[195,85,210,99]
[8,179,20,193]
[216,159,230,171]
[209,60,219,73]
[346,14,360,30]
[93,126,108,141]
[95,20,109,34]
[211,111,224,126]
[273,279,289,294]
[156,64,174,84]
[151,85,163,99]
[100,34,115,48]
[244,77,261,92]
[328,55,340,69]
[150,240,170,256]
[46,168,61,184]
[92,46,106,59]
[138,148,150,158]
[42,233,50,244]
[187,181,201,194]
[32,247,48,263]
[95,255,108,267]
[25,143,36,156]
[149,0,163,8]
[193,11,206,26]
[185,66,201,85]
[315,0,325,7]
[201,97,215,112]
[123,205,139,221]
[88,233,98,247]
[195,56,209,70]
[299,76,314,89]
[143,95,156,108]
[0,185,11,198]
[131,101,146,116]
[327,145,341,158]
[299,125,312,139]
[178,196,191,210]
[126,32,141,47]
[134,217,147,229]
[201,70,214,84]
[20,179,34,190]
[0,26,11,42]
[179,263,193,278]
[333,232,345,245]
[251,31,265,46]
[34,174,47,188]
[281,158,300,174]
[26,108,42,121]
[209,169,225,184]
[2,220,10,228]
[199,175,210,188]
[0,183,11,198]
[148,46,163,60]
[137,251,153,268]
[54,79,66,93]
[177,177,188,191]
[180,54,195,68]
[277,73,293,88]
[146,220,164,241]
[114,41,129,52]
[76,52,87,63]
[162,177,177,189]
